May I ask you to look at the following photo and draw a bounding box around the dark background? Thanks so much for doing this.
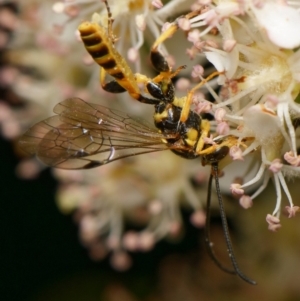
[0,136,202,301]
[2,136,300,301]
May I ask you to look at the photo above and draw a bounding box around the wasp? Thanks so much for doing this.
[77,2,231,161]
[18,97,255,285]
[19,1,256,285]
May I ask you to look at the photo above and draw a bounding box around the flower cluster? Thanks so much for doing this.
[184,0,300,230]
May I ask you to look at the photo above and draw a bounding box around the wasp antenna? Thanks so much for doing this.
[103,0,114,36]
[205,171,236,275]
[103,0,112,19]
[211,163,257,285]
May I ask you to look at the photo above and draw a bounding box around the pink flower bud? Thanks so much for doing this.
[284,151,300,166]
[152,0,163,9]
[239,195,253,209]
[190,210,206,228]
[266,214,281,232]
[230,146,244,161]
[268,158,283,173]
[191,64,204,78]
[230,183,244,195]
[223,39,237,52]
[285,205,300,218]
[178,18,191,31]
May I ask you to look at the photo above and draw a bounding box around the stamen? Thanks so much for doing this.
[272,174,282,216]
[214,85,257,109]
[239,195,253,209]
[266,214,281,232]
[250,173,271,200]
[285,206,300,218]
[240,162,266,189]
[278,172,294,208]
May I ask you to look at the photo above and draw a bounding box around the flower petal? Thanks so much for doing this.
[252,2,300,49]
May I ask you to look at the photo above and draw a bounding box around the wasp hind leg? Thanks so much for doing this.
[100,67,127,93]
[100,67,161,105]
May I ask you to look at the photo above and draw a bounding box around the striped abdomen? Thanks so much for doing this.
[78,22,139,93]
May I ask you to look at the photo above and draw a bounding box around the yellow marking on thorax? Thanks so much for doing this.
[154,110,169,123]
[172,96,186,108]
[185,128,198,147]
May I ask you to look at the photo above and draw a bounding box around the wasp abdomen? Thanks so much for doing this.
[79,23,115,67]
[78,22,140,94]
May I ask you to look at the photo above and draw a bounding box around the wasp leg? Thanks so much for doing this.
[195,119,211,153]
[179,93,193,123]
[199,136,237,159]
[151,65,186,86]
[100,67,127,93]
[150,10,201,72]
[151,29,175,72]
[99,64,160,104]
[199,136,247,156]
[179,71,224,124]
[103,0,114,41]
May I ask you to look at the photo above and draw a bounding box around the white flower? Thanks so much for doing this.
[186,0,300,229]
[230,104,300,226]
[251,1,300,49]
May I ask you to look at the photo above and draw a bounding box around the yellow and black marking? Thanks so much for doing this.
[78,22,138,91]
[78,2,226,161]
[20,1,257,285]
[78,1,200,107]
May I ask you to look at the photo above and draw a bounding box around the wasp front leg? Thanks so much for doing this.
[150,10,201,73]
[195,119,211,153]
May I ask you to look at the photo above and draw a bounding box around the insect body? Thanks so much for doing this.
[18,97,233,169]
[18,96,255,285]
[19,1,256,285]
[77,5,257,282]
[78,4,228,160]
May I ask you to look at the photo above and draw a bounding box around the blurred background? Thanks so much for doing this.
[1,1,300,301]
[3,133,300,301]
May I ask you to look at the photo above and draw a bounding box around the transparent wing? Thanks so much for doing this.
[19,97,178,169]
